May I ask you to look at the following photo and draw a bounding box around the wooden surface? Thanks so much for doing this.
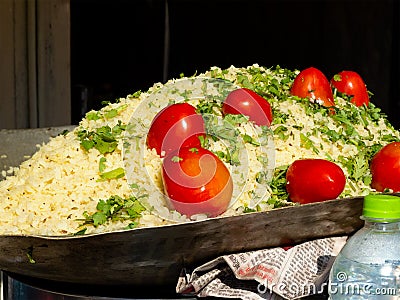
[36,0,71,128]
[0,0,71,129]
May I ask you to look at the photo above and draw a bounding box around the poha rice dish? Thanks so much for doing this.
[0,64,399,236]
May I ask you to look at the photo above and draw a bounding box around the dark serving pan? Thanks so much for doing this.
[0,196,364,291]
[0,126,364,296]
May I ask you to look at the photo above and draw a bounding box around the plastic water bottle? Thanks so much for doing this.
[329,194,400,299]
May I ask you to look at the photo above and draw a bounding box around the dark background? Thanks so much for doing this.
[70,0,399,128]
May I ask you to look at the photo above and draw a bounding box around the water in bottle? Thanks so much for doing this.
[329,194,400,299]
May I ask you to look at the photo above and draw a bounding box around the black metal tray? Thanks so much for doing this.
[0,197,364,290]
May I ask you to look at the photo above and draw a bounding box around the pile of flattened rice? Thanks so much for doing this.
[0,64,399,236]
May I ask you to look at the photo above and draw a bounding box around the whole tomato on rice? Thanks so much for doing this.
[330,70,370,107]
[370,142,400,192]
[146,103,206,157]
[290,67,335,108]
[286,159,346,204]
[162,147,233,217]
[221,88,273,126]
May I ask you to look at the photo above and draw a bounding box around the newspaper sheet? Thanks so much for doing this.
[176,236,347,300]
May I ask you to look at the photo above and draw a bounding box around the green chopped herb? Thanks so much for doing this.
[189,147,199,154]
[76,122,126,155]
[78,195,145,229]
[333,74,342,81]
[92,211,107,226]
[255,171,269,184]
[171,156,183,162]
[80,138,94,151]
[243,206,257,213]
[74,228,87,236]
[224,114,249,125]
[242,134,261,146]
[198,135,208,148]
[126,222,139,229]
[59,129,69,136]
[204,114,240,143]
[268,165,289,202]
[196,97,222,114]
[300,133,319,154]
[129,90,142,98]
[337,143,382,186]
[86,111,102,121]
[104,109,118,119]
[215,150,227,160]
[99,167,125,180]
[27,246,36,264]
[271,110,289,125]
[101,100,111,106]
[99,157,107,173]
[228,146,241,166]
[274,125,289,141]
[236,74,254,89]
[130,183,139,189]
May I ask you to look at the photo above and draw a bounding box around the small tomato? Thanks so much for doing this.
[162,147,233,217]
[330,70,369,107]
[222,88,273,126]
[286,159,346,204]
[370,142,400,192]
[290,67,335,108]
[146,103,206,157]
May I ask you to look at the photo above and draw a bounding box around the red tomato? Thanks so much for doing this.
[221,88,273,126]
[330,70,370,107]
[290,67,335,108]
[286,159,346,204]
[146,103,206,157]
[162,147,233,217]
[370,142,400,192]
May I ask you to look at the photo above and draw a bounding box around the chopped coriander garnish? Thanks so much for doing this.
[171,156,183,162]
[59,129,69,136]
[333,74,342,81]
[98,167,125,181]
[236,73,254,90]
[99,157,107,173]
[189,147,199,154]
[268,165,289,202]
[130,183,139,189]
[76,121,126,154]
[26,246,36,264]
[243,206,257,213]
[242,134,261,146]
[271,110,289,125]
[104,109,118,119]
[198,135,208,148]
[223,114,249,125]
[196,97,222,114]
[74,228,87,236]
[129,90,142,98]
[78,195,145,229]
[300,133,319,154]
[86,111,101,121]
[274,125,289,141]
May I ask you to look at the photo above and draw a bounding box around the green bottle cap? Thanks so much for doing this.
[363,194,400,220]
